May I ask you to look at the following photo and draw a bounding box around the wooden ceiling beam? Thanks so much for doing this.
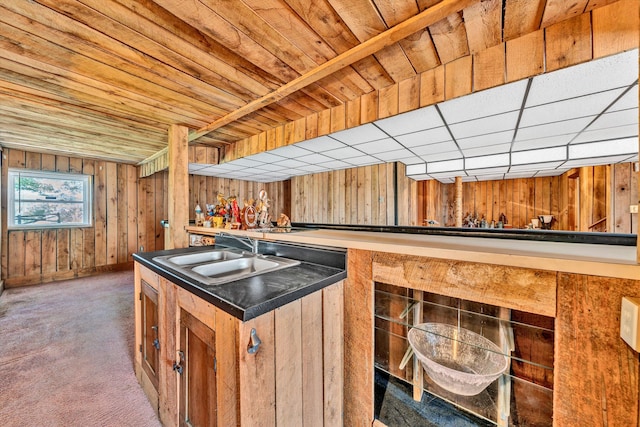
[189,0,478,142]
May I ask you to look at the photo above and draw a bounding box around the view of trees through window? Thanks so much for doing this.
[9,170,91,228]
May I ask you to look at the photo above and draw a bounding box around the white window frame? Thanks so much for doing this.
[8,169,93,229]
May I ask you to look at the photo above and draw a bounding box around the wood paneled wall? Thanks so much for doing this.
[290,163,420,226]
[420,163,637,232]
[2,148,140,287]
[188,175,290,224]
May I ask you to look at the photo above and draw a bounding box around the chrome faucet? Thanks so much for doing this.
[217,232,259,254]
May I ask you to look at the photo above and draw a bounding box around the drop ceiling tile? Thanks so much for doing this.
[512,146,566,165]
[465,153,510,170]
[585,108,639,130]
[438,79,528,123]
[520,89,625,127]
[516,116,594,141]
[562,155,634,168]
[344,156,381,166]
[205,162,235,171]
[395,127,452,147]
[230,158,267,167]
[435,177,456,184]
[428,171,467,179]
[330,123,388,144]
[448,111,519,139]
[294,136,346,152]
[467,166,509,175]
[505,171,537,179]
[297,153,334,164]
[462,143,511,157]
[374,106,443,136]
[473,173,506,182]
[188,164,208,173]
[245,152,285,163]
[457,130,513,149]
[428,158,464,173]
[535,169,568,177]
[608,85,639,112]
[256,162,288,172]
[354,138,404,154]
[295,164,328,172]
[461,176,478,182]
[569,137,638,159]
[406,163,427,175]
[419,151,463,163]
[398,155,426,165]
[318,160,353,169]
[526,49,638,106]
[273,158,309,168]
[412,141,459,156]
[511,134,575,150]
[571,124,638,144]
[509,161,564,172]
[268,145,313,158]
[407,173,432,181]
[374,149,416,162]
[323,146,365,159]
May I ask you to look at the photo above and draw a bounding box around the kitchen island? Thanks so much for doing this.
[187,226,640,427]
[133,236,346,427]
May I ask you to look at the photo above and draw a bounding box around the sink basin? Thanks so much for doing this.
[153,249,300,286]
[163,249,243,265]
[193,257,280,278]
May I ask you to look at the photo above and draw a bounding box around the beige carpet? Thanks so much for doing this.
[0,271,162,427]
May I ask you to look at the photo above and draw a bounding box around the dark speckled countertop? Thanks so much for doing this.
[133,236,346,321]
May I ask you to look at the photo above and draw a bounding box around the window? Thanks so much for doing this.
[8,169,92,229]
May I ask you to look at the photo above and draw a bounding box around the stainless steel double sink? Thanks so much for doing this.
[153,248,300,286]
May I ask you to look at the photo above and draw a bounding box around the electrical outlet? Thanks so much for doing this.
[630,205,638,214]
[620,297,640,351]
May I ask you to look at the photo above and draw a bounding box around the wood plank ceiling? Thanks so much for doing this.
[0,0,620,164]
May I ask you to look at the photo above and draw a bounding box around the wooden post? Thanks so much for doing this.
[166,125,189,249]
[455,176,463,227]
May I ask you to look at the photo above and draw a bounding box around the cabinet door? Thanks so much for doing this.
[141,280,160,390]
[178,308,217,427]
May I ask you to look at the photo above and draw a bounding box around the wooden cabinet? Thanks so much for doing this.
[178,309,217,427]
[135,261,344,427]
[134,263,161,412]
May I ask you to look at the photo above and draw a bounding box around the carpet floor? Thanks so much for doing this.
[0,271,162,427]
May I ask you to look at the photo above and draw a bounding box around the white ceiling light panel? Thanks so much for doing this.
[511,134,576,150]
[562,155,634,168]
[374,106,443,136]
[509,161,565,172]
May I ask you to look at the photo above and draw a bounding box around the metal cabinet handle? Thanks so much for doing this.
[153,339,160,350]
[173,351,184,375]
[247,328,262,354]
